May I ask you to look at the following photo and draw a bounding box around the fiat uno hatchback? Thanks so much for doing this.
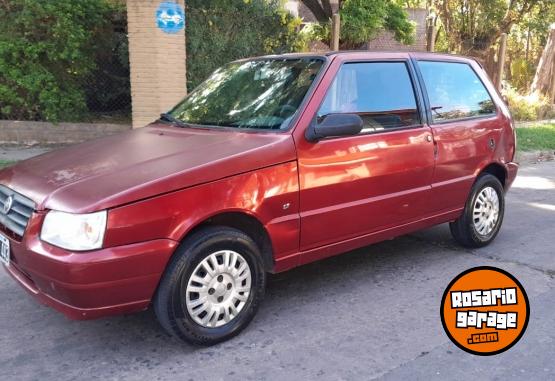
[0,52,517,345]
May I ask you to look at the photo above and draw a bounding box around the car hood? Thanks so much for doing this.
[0,124,296,213]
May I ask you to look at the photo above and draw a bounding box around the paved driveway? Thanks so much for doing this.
[1,162,554,381]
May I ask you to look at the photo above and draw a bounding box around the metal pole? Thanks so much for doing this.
[550,57,555,104]
[331,13,340,51]
[496,33,508,91]
[183,0,187,96]
[426,24,435,52]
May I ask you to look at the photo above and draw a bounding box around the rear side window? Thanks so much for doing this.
[417,61,496,123]
[318,62,420,133]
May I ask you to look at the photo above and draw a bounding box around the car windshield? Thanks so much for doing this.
[167,58,324,130]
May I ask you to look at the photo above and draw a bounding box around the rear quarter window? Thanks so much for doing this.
[417,61,496,123]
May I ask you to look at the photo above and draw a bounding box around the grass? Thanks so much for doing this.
[516,123,555,152]
[0,160,15,169]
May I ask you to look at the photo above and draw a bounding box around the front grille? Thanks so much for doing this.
[0,185,35,238]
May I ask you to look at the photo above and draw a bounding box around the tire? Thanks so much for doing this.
[154,226,266,345]
[450,174,505,248]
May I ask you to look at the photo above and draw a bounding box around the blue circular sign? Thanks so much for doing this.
[156,2,185,34]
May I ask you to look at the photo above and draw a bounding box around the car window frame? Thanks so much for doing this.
[413,58,498,125]
[312,58,427,139]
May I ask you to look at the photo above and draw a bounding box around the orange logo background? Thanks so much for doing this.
[441,266,529,355]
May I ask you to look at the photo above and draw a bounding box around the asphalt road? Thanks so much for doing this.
[1,162,554,381]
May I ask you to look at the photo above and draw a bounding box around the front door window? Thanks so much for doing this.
[318,62,420,133]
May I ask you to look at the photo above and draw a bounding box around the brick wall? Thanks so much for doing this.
[126,0,187,128]
[0,121,130,146]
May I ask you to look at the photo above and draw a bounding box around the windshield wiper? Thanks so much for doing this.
[159,113,189,128]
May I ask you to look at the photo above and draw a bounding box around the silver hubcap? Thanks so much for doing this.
[473,186,500,236]
[185,250,252,328]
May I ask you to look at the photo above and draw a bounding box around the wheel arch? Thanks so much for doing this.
[179,211,275,272]
[478,162,507,188]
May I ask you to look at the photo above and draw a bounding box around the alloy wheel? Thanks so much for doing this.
[472,186,500,236]
[185,250,252,328]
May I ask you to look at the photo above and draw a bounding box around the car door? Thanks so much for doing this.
[293,55,435,252]
[414,59,501,212]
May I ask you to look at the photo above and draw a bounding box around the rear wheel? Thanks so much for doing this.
[450,174,505,248]
[154,226,266,345]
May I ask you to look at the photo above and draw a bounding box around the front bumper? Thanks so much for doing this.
[3,214,178,320]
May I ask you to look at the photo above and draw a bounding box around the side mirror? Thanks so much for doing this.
[305,113,364,142]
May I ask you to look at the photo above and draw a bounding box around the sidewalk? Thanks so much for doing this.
[515,119,555,128]
[0,146,52,162]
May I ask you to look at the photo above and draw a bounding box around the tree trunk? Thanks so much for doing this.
[531,26,555,99]
[301,0,331,22]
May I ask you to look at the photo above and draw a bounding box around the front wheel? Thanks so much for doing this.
[154,226,266,345]
[450,174,505,248]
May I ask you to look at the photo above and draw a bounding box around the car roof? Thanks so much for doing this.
[251,51,477,65]
[326,50,471,60]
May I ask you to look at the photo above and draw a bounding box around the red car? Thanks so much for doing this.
[0,52,517,345]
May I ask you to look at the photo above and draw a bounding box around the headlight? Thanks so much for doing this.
[41,210,107,251]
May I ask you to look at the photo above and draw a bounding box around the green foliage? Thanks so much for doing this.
[505,2,555,92]
[432,0,554,81]
[298,22,329,48]
[382,1,415,45]
[509,58,534,92]
[0,0,124,122]
[433,27,450,53]
[301,0,415,49]
[186,0,304,91]
[503,84,549,121]
[434,0,513,53]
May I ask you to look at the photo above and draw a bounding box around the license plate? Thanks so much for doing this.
[0,234,10,267]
